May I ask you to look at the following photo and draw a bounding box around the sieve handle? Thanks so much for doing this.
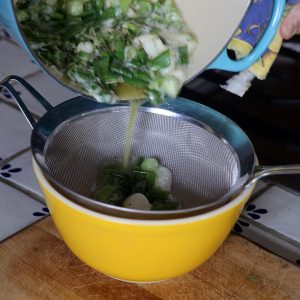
[0,75,53,129]
[248,164,300,186]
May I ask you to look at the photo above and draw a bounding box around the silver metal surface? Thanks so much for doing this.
[248,164,300,186]
[45,108,239,209]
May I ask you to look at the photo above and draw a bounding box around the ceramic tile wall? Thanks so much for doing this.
[0,26,299,266]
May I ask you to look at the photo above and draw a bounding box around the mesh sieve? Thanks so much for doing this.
[1,75,259,220]
[45,107,240,212]
[4,76,300,220]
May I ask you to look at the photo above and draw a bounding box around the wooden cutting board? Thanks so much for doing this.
[0,217,299,299]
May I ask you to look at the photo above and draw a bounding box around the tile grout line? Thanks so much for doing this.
[23,70,44,81]
[0,35,20,47]
[240,214,300,249]
[0,94,43,120]
[0,147,31,168]
[0,148,46,205]
[0,215,49,244]
[0,175,46,205]
[0,70,56,120]
[246,182,273,203]
[238,215,300,266]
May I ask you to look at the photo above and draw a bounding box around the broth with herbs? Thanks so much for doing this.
[16,0,197,105]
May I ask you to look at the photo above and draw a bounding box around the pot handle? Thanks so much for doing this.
[208,0,286,72]
[247,164,300,186]
[0,75,53,129]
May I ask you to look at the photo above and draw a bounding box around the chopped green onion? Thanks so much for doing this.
[141,158,159,172]
[111,64,133,78]
[66,0,84,16]
[124,45,137,61]
[16,0,197,104]
[93,157,178,210]
[146,89,164,106]
[120,0,133,13]
[115,38,125,61]
[136,49,148,64]
[178,45,189,65]
[103,74,123,84]
[161,75,180,98]
[95,0,104,12]
[16,10,29,22]
[137,2,152,16]
[149,50,171,70]
[123,76,149,88]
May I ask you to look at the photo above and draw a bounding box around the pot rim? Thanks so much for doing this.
[33,159,256,226]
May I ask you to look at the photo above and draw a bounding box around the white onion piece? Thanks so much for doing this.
[123,193,151,210]
[154,165,172,192]
[134,34,167,59]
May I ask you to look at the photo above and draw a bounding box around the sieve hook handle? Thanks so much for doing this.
[0,75,53,129]
[247,164,300,186]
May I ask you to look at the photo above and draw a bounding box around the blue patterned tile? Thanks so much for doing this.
[233,203,268,234]
[233,180,270,234]
[249,186,300,241]
[0,181,48,241]
[0,150,44,201]
[233,218,250,234]
[234,185,300,265]
[33,207,49,217]
[0,102,31,158]
[0,158,22,177]
[233,183,269,234]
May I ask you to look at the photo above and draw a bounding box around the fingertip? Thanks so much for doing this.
[280,20,293,40]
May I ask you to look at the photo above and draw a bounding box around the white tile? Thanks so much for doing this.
[1,71,78,116]
[0,102,31,158]
[0,181,48,241]
[24,71,79,115]
[249,186,300,242]
[0,40,39,79]
[251,180,270,196]
[0,150,44,201]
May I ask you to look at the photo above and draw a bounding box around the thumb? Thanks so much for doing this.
[280,4,300,40]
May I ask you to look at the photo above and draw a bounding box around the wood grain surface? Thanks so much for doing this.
[0,217,299,300]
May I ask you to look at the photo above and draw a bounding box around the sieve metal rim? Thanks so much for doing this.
[34,100,253,220]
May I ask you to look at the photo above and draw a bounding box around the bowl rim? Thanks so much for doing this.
[33,159,256,225]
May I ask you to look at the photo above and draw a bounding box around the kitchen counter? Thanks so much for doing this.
[0,217,299,299]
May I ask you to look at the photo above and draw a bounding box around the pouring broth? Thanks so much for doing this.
[93,100,178,211]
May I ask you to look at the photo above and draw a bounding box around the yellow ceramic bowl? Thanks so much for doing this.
[33,159,256,283]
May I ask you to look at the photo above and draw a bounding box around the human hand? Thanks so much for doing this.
[280,3,300,39]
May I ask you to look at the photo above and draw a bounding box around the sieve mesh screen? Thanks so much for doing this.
[45,107,239,209]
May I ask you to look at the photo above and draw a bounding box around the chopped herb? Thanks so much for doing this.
[94,157,178,211]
